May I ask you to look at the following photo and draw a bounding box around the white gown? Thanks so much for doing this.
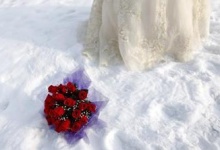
[83,0,210,70]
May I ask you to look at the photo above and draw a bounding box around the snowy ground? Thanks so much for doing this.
[0,0,220,150]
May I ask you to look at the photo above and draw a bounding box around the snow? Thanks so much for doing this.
[0,0,220,150]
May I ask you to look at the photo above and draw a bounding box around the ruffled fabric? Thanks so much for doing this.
[83,0,210,70]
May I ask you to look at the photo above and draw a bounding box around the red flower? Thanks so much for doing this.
[67,82,76,92]
[44,82,99,133]
[44,95,54,106]
[58,84,68,93]
[72,109,81,119]
[71,122,82,132]
[53,93,65,101]
[55,123,63,133]
[54,119,70,132]
[58,84,63,89]
[79,116,88,125]
[48,85,58,94]
[53,107,65,117]
[61,86,68,94]
[64,98,76,107]
[49,109,55,116]
[46,116,57,125]
[57,120,71,132]
[55,126,63,133]
[44,107,51,114]
[88,103,96,113]
[54,119,61,126]
[78,102,88,111]
[78,90,88,100]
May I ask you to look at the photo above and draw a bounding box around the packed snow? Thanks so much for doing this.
[0,0,220,150]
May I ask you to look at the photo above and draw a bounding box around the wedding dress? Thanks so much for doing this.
[83,0,210,70]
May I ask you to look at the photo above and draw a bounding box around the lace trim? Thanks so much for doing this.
[83,0,103,59]
[117,1,168,70]
[84,0,209,70]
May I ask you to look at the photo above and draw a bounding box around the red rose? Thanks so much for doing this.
[53,93,65,101]
[72,110,81,119]
[88,103,96,113]
[48,85,58,94]
[55,119,71,132]
[44,95,54,106]
[78,90,88,100]
[64,98,76,107]
[53,107,65,117]
[54,119,61,126]
[45,103,52,110]
[58,84,63,89]
[49,109,55,116]
[46,116,57,125]
[78,102,88,111]
[61,86,68,94]
[67,82,76,92]
[59,120,71,131]
[79,116,88,125]
[58,84,68,93]
[55,124,64,133]
[71,122,82,132]
[44,107,51,115]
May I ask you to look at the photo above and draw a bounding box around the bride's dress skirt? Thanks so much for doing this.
[83,0,210,70]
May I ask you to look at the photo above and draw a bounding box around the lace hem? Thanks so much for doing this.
[83,0,210,70]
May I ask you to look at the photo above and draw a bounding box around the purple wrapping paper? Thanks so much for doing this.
[63,68,108,144]
[64,69,91,89]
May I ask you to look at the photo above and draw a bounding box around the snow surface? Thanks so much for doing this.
[0,0,220,150]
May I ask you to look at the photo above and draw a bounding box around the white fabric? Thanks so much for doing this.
[83,0,210,70]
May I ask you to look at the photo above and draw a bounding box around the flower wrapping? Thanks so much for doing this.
[44,69,107,144]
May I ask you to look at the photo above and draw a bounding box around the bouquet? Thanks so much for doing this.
[43,69,107,144]
[44,82,96,133]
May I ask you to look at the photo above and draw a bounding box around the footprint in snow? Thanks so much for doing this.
[0,100,9,113]
[199,137,218,150]
[162,103,192,122]
[105,129,145,150]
